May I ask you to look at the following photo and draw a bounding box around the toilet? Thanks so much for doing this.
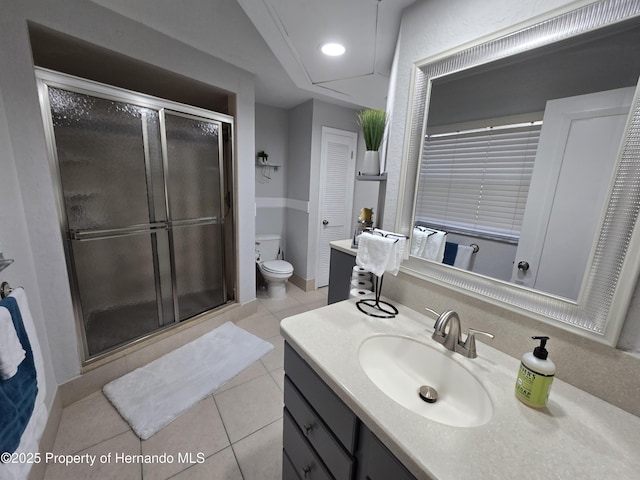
[256,234,294,298]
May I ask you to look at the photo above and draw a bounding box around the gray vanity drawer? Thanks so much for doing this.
[356,424,418,480]
[284,376,355,479]
[284,342,359,453]
[283,409,332,480]
[283,450,300,480]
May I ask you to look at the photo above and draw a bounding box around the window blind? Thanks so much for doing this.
[415,122,542,242]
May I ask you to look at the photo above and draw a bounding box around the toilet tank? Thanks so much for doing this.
[256,234,281,262]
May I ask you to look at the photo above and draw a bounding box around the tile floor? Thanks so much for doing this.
[43,284,329,480]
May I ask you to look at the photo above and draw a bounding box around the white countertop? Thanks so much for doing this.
[330,239,358,256]
[280,298,640,480]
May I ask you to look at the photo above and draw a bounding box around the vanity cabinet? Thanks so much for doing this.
[283,342,418,480]
[328,246,357,304]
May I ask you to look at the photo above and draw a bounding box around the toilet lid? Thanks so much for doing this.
[261,260,293,274]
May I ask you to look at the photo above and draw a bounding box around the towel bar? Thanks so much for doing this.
[1,281,13,299]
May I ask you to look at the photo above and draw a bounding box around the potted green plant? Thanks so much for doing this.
[356,108,387,175]
[257,150,269,164]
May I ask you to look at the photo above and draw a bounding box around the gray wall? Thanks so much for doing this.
[285,101,314,279]
[280,98,372,285]
[0,0,257,396]
[307,100,362,281]
[255,103,289,251]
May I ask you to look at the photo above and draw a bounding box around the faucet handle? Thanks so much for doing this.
[461,328,494,358]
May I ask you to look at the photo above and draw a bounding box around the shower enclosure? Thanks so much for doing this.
[37,70,235,360]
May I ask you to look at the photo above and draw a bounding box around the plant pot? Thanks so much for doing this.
[362,150,380,175]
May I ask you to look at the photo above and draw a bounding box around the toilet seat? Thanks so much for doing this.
[260,260,293,274]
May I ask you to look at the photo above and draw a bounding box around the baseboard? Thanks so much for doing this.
[58,301,258,407]
[290,274,315,291]
[28,389,62,480]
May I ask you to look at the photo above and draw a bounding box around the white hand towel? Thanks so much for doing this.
[356,234,397,277]
[422,231,447,262]
[411,228,431,257]
[373,229,408,275]
[453,245,474,270]
[0,304,26,380]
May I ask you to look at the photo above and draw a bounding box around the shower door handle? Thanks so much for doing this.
[69,223,168,241]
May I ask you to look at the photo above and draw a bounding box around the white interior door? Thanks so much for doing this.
[512,87,635,299]
[316,127,357,287]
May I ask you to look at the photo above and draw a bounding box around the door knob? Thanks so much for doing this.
[517,261,530,272]
[322,220,329,225]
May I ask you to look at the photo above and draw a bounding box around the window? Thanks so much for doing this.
[414,122,542,243]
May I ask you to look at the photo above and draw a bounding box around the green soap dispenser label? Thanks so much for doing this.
[515,362,554,407]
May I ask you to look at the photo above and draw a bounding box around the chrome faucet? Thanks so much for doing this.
[425,307,494,358]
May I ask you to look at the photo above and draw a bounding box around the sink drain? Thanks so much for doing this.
[418,385,438,403]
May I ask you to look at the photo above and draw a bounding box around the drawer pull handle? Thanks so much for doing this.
[303,423,314,436]
[300,465,311,477]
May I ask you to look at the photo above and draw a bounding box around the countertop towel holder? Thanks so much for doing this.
[356,229,405,319]
[356,274,399,318]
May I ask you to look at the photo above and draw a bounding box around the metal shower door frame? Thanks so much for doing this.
[158,108,228,324]
[36,68,234,362]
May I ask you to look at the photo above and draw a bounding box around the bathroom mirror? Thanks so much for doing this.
[400,0,640,345]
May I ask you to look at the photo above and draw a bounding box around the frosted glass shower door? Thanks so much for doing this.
[43,78,232,359]
[48,87,174,357]
[163,112,226,321]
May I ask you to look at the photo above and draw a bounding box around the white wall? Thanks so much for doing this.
[383,0,640,355]
[0,0,257,389]
[0,88,57,407]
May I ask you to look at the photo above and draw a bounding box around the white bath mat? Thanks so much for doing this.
[103,321,273,440]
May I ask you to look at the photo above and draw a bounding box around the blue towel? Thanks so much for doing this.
[443,242,458,266]
[0,297,38,457]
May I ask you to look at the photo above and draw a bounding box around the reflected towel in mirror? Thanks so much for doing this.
[412,227,446,262]
[454,245,474,270]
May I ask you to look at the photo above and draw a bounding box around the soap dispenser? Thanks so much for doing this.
[515,336,555,408]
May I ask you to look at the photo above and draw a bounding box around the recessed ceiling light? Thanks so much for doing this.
[321,43,346,56]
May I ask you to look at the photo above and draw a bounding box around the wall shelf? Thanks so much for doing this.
[255,163,281,171]
[356,172,387,181]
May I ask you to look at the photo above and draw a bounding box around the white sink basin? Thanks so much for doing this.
[358,334,493,428]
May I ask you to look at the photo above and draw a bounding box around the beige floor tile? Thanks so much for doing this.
[233,419,283,480]
[51,391,130,455]
[288,285,328,304]
[43,431,141,480]
[141,397,229,480]
[215,374,283,443]
[213,360,268,395]
[269,368,285,392]
[273,300,328,321]
[254,300,272,316]
[60,356,128,407]
[258,295,302,314]
[170,447,243,480]
[236,312,282,340]
[260,335,284,372]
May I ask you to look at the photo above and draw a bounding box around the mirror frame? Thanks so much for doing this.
[398,0,640,346]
